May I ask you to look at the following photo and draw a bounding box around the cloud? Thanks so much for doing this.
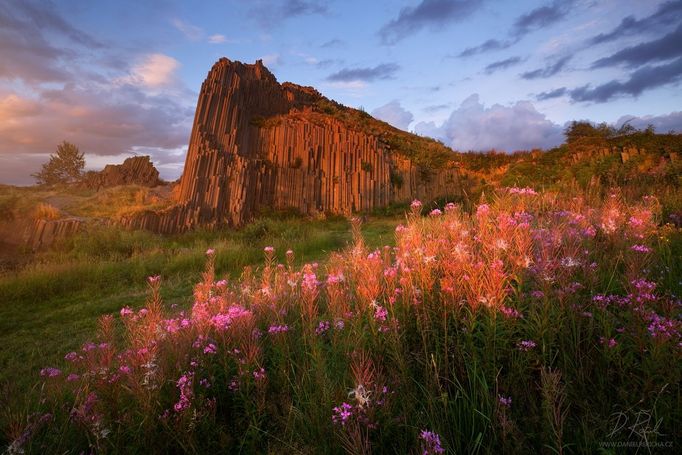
[521,55,571,79]
[371,100,414,130]
[260,54,282,67]
[535,87,567,101]
[589,0,682,45]
[570,57,682,102]
[117,54,181,89]
[423,103,451,113]
[512,0,573,38]
[327,63,400,82]
[171,18,203,41]
[379,0,483,45]
[615,111,682,133]
[0,0,101,83]
[484,56,523,74]
[321,38,344,48]
[249,0,328,26]
[208,34,227,44]
[455,39,515,58]
[592,24,682,68]
[414,94,564,151]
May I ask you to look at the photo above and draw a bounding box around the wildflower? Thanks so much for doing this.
[410,199,423,210]
[498,395,512,407]
[40,367,61,378]
[630,244,652,253]
[348,384,372,408]
[444,202,456,212]
[326,272,345,285]
[334,319,345,330]
[374,305,388,322]
[264,246,274,254]
[647,313,680,340]
[583,226,597,237]
[205,248,215,256]
[599,337,617,348]
[429,209,442,217]
[420,430,445,454]
[147,275,160,285]
[120,306,134,317]
[200,378,211,389]
[516,340,536,351]
[119,365,132,374]
[531,290,545,299]
[215,279,228,288]
[315,320,331,335]
[268,324,290,334]
[203,343,217,355]
[302,270,319,293]
[64,351,79,362]
[332,402,354,426]
[476,204,490,217]
[253,367,266,381]
[500,306,522,319]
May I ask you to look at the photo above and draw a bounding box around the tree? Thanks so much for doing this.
[32,141,85,185]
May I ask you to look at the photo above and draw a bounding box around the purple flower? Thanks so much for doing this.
[64,351,79,362]
[630,244,652,253]
[40,367,62,378]
[374,305,388,322]
[315,320,331,335]
[420,429,445,454]
[268,324,290,334]
[203,343,217,355]
[332,402,354,426]
[66,373,80,382]
[253,367,266,381]
[516,340,536,351]
[498,395,512,408]
[120,306,134,317]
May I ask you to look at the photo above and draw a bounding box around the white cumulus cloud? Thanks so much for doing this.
[371,100,414,130]
[414,94,564,152]
[117,54,181,89]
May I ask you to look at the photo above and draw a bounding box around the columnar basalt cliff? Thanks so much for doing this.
[123,58,460,233]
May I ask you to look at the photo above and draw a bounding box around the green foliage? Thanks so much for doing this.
[31,141,85,185]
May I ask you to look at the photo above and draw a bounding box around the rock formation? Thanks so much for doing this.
[123,58,460,233]
[81,156,161,190]
[24,218,82,251]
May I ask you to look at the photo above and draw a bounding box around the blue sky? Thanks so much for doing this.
[1,0,681,184]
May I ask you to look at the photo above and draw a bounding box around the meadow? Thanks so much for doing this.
[2,186,680,453]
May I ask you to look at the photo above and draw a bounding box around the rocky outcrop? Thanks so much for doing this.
[81,156,160,190]
[122,58,460,233]
[24,218,82,251]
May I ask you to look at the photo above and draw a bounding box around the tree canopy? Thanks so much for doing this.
[32,141,85,185]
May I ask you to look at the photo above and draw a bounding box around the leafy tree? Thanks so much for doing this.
[32,141,85,185]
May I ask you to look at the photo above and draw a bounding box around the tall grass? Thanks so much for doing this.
[3,187,679,453]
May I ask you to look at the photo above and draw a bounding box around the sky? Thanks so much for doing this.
[1,0,681,185]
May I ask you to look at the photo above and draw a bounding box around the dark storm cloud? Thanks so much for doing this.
[521,55,571,79]
[512,0,573,38]
[327,63,400,82]
[456,39,515,58]
[379,0,483,45]
[592,24,682,68]
[589,0,682,45]
[484,56,523,74]
[570,57,682,103]
[535,87,567,101]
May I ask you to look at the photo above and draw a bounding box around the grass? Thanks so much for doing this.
[2,188,680,453]
[0,214,401,408]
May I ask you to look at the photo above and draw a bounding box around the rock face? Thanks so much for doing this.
[81,156,160,190]
[24,218,82,251]
[123,58,459,233]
